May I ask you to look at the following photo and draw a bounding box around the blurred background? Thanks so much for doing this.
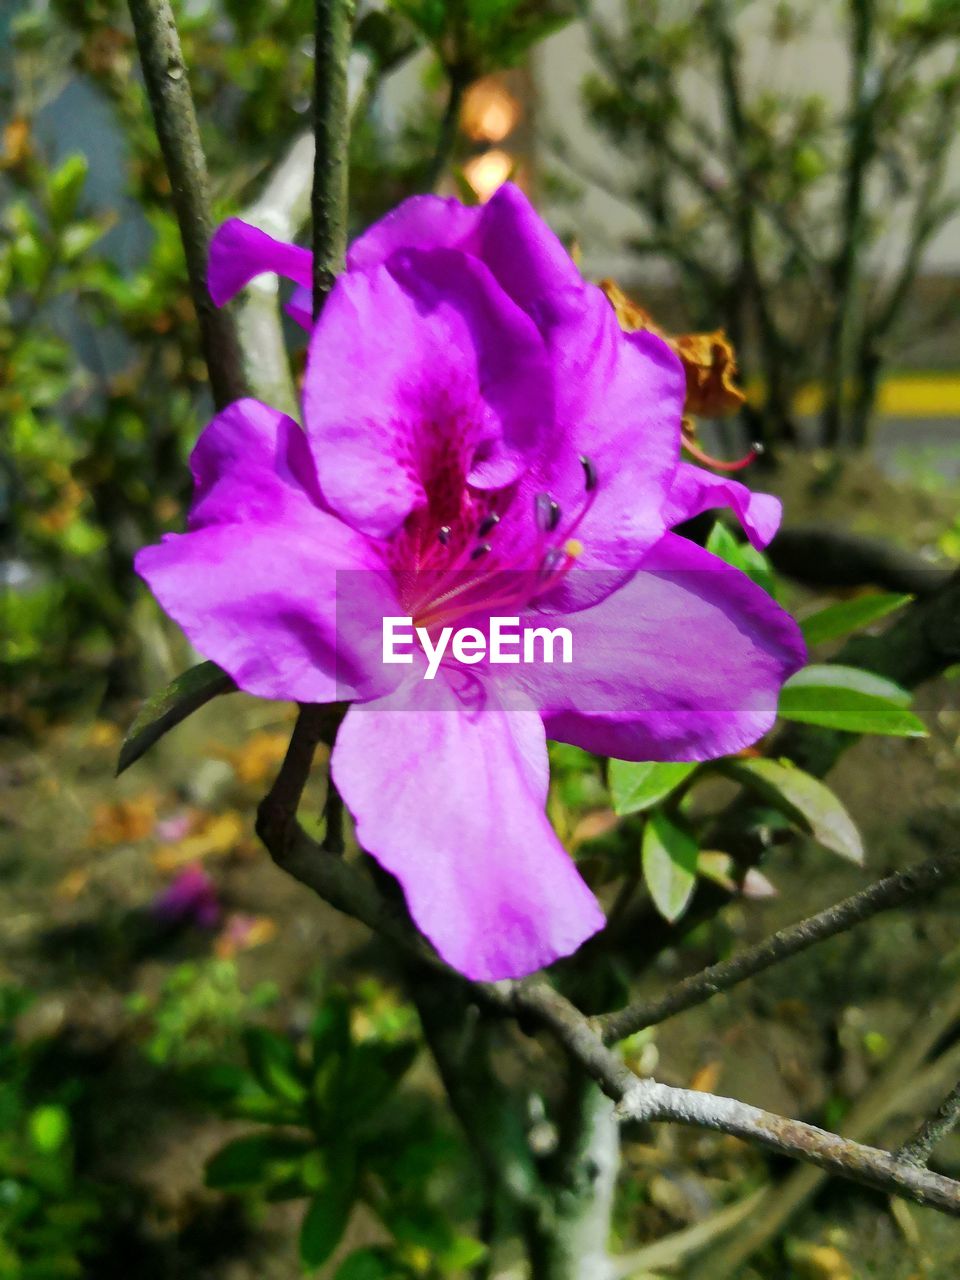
[2,2,960,1277]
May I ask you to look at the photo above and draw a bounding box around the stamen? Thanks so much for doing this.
[470,542,492,561]
[538,547,564,579]
[438,525,452,545]
[477,513,500,537]
[580,455,598,492]
[682,437,760,473]
[535,493,561,533]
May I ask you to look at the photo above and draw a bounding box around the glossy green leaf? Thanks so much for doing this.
[117,660,236,774]
[608,759,698,816]
[705,520,777,596]
[778,665,927,737]
[800,593,912,646]
[721,757,863,863]
[642,811,698,922]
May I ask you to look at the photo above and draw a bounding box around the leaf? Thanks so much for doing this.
[299,1146,358,1269]
[705,520,777,596]
[117,661,236,774]
[28,1105,70,1153]
[205,1133,313,1190]
[333,1249,396,1280]
[342,1041,418,1124]
[800,593,912,646]
[778,665,927,737]
[721,758,863,863]
[243,1027,308,1106]
[608,760,698,816]
[642,811,698,922]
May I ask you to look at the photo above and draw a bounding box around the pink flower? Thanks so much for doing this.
[136,185,804,981]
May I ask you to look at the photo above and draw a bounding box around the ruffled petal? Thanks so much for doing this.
[516,532,806,761]
[348,183,584,319]
[207,218,312,307]
[662,462,782,549]
[301,250,550,539]
[332,675,605,981]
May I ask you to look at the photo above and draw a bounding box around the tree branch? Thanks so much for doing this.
[599,853,960,1044]
[127,0,247,408]
[898,1078,960,1168]
[768,526,952,597]
[617,1079,960,1214]
[312,0,356,314]
[255,728,960,1219]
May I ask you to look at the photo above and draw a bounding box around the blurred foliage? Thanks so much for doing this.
[0,989,103,1278]
[569,0,960,451]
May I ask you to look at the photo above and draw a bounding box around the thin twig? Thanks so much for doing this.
[898,1079,960,1168]
[599,854,960,1044]
[311,0,355,314]
[127,0,247,408]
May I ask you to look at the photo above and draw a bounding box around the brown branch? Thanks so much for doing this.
[127,0,247,408]
[599,853,960,1044]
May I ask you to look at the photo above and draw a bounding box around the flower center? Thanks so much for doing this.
[396,454,598,634]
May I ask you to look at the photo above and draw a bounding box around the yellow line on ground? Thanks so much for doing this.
[790,375,960,418]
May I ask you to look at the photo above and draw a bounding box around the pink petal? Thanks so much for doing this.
[332,676,605,981]
[516,532,806,761]
[662,463,782,549]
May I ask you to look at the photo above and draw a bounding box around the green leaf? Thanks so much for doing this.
[608,760,697,816]
[778,665,927,737]
[205,1133,313,1190]
[117,660,236,774]
[705,520,777,596]
[48,155,88,227]
[800,593,912,646]
[28,1105,70,1154]
[243,1027,308,1106]
[342,1041,418,1124]
[333,1249,397,1280]
[299,1146,358,1269]
[642,811,698,922]
[720,758,863,863]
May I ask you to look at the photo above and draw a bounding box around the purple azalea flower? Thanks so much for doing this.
[137,184,805,982]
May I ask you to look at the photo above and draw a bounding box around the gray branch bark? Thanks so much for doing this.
[599,853,960,1044]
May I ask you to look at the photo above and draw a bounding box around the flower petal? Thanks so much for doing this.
[207,218,312,308]
[349,183,583,317]
[662,462,782,549]
[517,532,806,761]
[187,398,323,530]
[332,676,605,981]
[302,250,550,539]
[137,401,399,703]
